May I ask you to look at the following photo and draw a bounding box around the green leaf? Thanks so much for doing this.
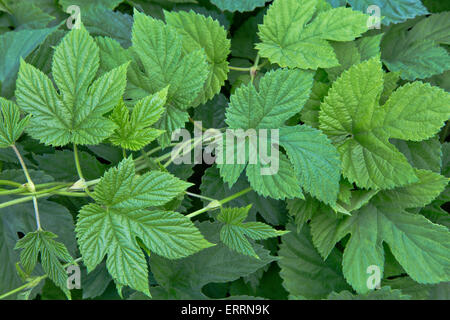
[372,169,449,209]
[299,81,330,129]
[347,0,428,25]
[311,204,450,293]
[0,170,76,299]
[201,167,288,226]
[150,222,276,299]
[0,98,30,148]
[319,58,426,189]
[376,82,450,141]
[83,8,133,48]
[34,149,106,181]
[131,11,209,146]
[110,88,167,151]
[278,224,350,299]
[325,34,382,81]
[5,1,55,30]
[165,10,230,105]
[222,68,342,201]
[226,69,314,129]
[76,157,212,296]
[382,13,450,80]
[286,196,320,232]
[328,287,411,300]
[256,0,369,69]
[391,136,442,173]
[91,157,192,210]
[15,27,129,146]
[193,93,227,129]
[231,13,262,61]
[0,27,56,98]
[210,0,268,12]
[59,0,123,10]
[15,231,73,298]
[25,30,66,75]
[279,125,341,205]
[217,206,287,258]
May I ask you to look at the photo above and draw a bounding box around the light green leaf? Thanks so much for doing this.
[245,153,304,200]
[92,157,191,210]
[15,231,73,299]
[311,204,450,293]
[15,27,129,146]
[256,0,368,69]
[320,58,421,189]
[110,88,167,151]
[279,125,341,205]
[131,11,209,146]
[76,157,212,296]
[226,68,314,129]
[165,10,230,105]
[0,98,30,148]
[372,169,449,209]
[222,68,341,201]
[376,82,450,141]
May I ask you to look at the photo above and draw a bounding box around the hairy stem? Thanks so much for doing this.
[73,144,93,197]
[186,187,252,219]
[11,145,42,230]
[228,65,253,72]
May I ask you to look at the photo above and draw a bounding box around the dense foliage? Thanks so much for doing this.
[0,0,449,300]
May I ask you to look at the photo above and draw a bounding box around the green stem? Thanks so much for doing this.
[189,117,207,132]
[0,187,27,196]
[0,189,87,210]
[219,187,253,205]
[134,143,179,164]
[251,54,261,83]
[186,187,252,219]
[185,191,217,202]
[73,144,93,198]
[0,180,23,188]
[11,145,41,230]
[73,144,85,181]
[0,275,47,300]
[229,65,253,72]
